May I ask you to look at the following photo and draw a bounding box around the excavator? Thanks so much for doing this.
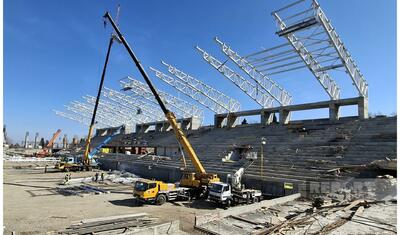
[35,129,62,157]
[103,12,220,203]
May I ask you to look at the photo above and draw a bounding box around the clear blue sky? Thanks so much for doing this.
[4,0,396,144]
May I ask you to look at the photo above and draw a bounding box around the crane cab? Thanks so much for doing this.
[180,171,220,189]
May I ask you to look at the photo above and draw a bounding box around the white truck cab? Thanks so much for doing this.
[209,181,262,207]
[209,182,232,204]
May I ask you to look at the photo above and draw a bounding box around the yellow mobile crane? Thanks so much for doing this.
[103,12,220,203]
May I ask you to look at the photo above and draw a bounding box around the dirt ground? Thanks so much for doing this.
[3,161,221,234]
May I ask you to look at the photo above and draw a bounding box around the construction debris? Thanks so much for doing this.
[56,184,110,197]
[58,213,160,234]
[195,196,397,235]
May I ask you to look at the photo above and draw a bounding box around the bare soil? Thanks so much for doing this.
[3,161,220,234]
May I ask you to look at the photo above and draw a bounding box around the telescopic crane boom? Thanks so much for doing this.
[83,6,121,168]
[47,129,62,149]
[103,12,220,189]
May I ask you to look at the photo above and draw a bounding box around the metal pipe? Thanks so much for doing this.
[244,42,290,59]
[259,59,304,72]
[271,0,306,14]
[266,64,307,76]
[254,54,300,68]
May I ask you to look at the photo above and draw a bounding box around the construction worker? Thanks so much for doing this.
[101,172,104,181]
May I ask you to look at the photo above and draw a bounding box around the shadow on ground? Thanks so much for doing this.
[108,198,144,207]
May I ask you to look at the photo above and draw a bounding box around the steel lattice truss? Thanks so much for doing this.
[53,109,95,127]
[102,87,165,121]
[214,38,292,106]
[268,0,367,98]
[82,95,151,125]
[54,86,171,128]
[196,46,277,108]
[66,100,132,127]
[150,61,241,114]
[55,104,115,128]
[119,76,204,119]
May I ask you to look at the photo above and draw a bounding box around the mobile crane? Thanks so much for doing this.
[208,155,262,207]
[103,12,220,204]
[55,125,123,172]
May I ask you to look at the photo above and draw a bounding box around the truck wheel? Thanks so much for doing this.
[156,194,166,205]
[253,197,259,203]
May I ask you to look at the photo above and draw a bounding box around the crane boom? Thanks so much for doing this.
[103,12,207,175]
[83,36,114,167]
[47,129,62,149]
[88,125,124,159]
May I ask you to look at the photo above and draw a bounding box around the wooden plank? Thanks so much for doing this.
[230,215,261,225]
[353,206,364,217]
[343,199,365,211]
[194,225,221,235]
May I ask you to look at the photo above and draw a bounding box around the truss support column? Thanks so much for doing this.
[358,97,368,119]
[189,117,202,130]
[214,116,225,128]
[261,111,274,126]
[162,122,172,132]
[136,124,150,133]
[227,114,238,128]
[329,103,340,121]
[279,109,290,125]
[155,123,163,132]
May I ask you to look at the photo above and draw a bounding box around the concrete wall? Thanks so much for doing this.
[100,158,183,183]
[99,158,298,197]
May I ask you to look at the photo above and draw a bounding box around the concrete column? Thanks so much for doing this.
[34,133,39,148]
[155,123,163,132]
[62,135,68,149]
[329,103,340,121]
[181,120,190,130]
[214,115,225,128]
[136,124,150,133]
[279,109,290,125]
[24,131,29,148]
[358,97,368,119]
[261,111,274,126]
[162,122,172,132]
[190,117,201,130]
[226,115,238,128]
